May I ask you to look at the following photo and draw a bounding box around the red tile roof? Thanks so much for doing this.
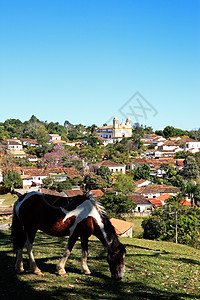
[148,199,163,206]
[156,193,171,202]
[135,184,180,194]
[180,199,192,206]
[110,218,134,235]
[62,190,83,197]
[90,190,104,197]
[129,194,151,205]
[41,188,65,197]
[91,160,125,167]
[15,167,82,178]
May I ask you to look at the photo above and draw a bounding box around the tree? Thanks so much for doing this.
[163,126,175,138]
[128,164,151,180]
[97,166,113,187]
[113,173,135,195]
[85,135,102,147]
[3,170,23,191]
[57,180,72,192]
[84,173,107,190]
[183,156,200,180]
[35,125,49,145]
[160,163,177,179]
[99,191,135,218]
[181,182,200,205]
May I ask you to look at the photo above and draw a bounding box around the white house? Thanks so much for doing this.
[129,194,153,212]
[20,138,39,147]
[179,138,200,153]
[90,160,126,174]
[135,184,180,198]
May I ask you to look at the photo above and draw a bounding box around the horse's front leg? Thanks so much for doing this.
[57,233,78,277]
[80,236,91,275]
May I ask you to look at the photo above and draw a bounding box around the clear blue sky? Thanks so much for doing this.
[0,0,199,130]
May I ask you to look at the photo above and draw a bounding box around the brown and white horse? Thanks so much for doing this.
[11,191,126,280]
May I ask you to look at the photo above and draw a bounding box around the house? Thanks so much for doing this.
[154,148,182,158]
[128,158,179,177]
[26,155,38,164]
[156,193,171,204]
[15,166,82,188]
[90,160,126,174]
[97,136,123,147]
[135,179,153,188]
[21,175,34,189]
[135,184,180,198]
[1,138,26,158]
[20,138,39,147]
[129,194,153,212]
[96,116,132,139]
[110,218,134,238]
[141,134,166,149]
[158,140,178,151]
[178,137,200,153]
[168,137,181,142]
[49,134,67,145]
[148,198,163,208]
[0,168,3,182]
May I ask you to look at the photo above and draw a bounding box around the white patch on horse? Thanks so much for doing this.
[15,191,40,218]
[61,199,106,239]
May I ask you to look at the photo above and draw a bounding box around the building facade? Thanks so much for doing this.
[96,116,132,138]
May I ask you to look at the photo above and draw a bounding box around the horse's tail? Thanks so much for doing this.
[11,203,26,254]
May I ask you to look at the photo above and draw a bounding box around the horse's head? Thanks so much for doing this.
[107,243,126,281]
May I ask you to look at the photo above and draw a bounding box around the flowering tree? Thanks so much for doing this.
[39,145,80,169]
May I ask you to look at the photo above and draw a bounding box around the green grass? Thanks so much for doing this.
[0,193,16,207]
[126,217,147,237]
[0,230,200,300]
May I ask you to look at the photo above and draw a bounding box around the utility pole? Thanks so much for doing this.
[169,209,178,244]
[175,210,178,244]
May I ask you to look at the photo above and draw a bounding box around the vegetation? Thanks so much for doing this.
[100,191,135,218]
[0,230,200,299]
[142,195,200,249]
[113,173,135,195]
[3,171,23,191]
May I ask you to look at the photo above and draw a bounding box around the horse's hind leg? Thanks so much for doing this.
[15,248,25,273]
[57,233,78,276]
[80,236,91,275]
[25,229,43,275]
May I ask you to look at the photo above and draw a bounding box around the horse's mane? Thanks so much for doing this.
[91,198,120,247]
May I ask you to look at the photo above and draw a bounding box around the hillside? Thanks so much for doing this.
[0,230,199,299]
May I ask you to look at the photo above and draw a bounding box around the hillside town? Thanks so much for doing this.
[0,116,200,220]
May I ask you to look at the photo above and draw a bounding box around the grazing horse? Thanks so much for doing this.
[11,191,126,280]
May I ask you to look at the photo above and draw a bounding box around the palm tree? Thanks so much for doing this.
[181,182,200,205]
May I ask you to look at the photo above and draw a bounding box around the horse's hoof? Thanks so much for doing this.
[33,268,43,275]
[84,271,91,275]
[58,269,67,277]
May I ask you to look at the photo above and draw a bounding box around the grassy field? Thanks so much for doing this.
[0,230,200,300]
[0,193,16,207]
[126,217,146,237]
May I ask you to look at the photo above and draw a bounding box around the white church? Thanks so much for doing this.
[96,116,132,139]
